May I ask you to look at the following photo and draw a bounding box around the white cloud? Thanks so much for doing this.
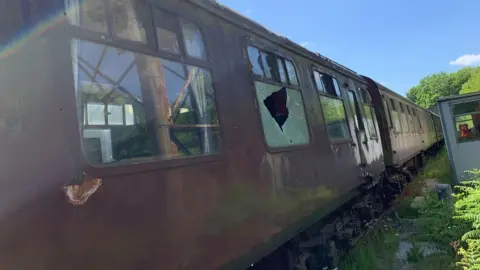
[449,54,480,67]
[244,9,252,15]
[300,41,310,47]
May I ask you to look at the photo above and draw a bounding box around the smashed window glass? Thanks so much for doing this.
[72,39,220,164]
[319,96,350,140]
[254,81,310,147]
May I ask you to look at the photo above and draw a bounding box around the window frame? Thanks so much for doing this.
[312,66,352,143]
[245,40,311,152]
[450,100,480,143]
[246,44,302,90]
[360,88,378,139]
[64,1,224,172]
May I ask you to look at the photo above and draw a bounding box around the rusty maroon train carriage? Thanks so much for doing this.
[0,0,443,269]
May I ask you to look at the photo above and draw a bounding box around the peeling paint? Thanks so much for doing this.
[63,173,102,206]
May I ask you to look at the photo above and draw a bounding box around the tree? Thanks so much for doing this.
[460,69,480,95]
[406,72,453,108]
[406,67,480,108]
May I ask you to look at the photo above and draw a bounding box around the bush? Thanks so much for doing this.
[454,170,480,269]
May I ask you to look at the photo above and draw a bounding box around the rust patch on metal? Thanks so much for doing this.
[63,173,102,206]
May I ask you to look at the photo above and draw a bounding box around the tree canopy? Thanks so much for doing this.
[406,67,480,108]
[459,69,480,95]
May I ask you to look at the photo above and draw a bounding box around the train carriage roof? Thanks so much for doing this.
[188,0,365,82]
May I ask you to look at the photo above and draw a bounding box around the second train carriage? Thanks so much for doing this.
[0,0,443,269]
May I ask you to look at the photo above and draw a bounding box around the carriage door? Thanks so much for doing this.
[347,89,367,166]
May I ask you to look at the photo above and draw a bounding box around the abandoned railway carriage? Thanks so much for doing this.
[0,0,443,269]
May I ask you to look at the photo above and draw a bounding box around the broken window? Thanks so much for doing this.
[313,71,341,97]
[319,95,350,141]
[72,39,220,164]
[254,81,310,147]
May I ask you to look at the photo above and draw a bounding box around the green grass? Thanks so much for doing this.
[340,224,400,270]
[341,147,459,270]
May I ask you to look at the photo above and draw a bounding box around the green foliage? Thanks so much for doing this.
[406,67,480,108]
[340,228,399,270]
[407,242,424,262]
[414,193,469,248]
[406,72,454,108]
[453,171,480,269]
[460,69,480,95]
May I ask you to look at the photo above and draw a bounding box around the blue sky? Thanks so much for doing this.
[219,0,480,96]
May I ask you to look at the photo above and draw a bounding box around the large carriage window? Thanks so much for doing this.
[247,46,309,147]
[72,40,220,164]
[453,101,480,142]
[320,96,350,140]
[313,70,349,140]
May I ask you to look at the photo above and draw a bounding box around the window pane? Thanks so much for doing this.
[87,103,106,125]
[332,78,341,97]
[400,112,409,133]
[348,90,364,130]
[391,111,402,132]
[277,58,288,83]
[181,21,206,59]
[320,73,340,97]
[383,99,392,128]
[125,104,135,125]
[363,104,377,136]
[455,114,480,141]
[254,81,310,147]
[452,101,480,115]
[247,46,263,76]
[108,104,124,125]
[110,0,147,43]
[260,51,281,81]
[153,7,180,54]
[313,71,325,92]
[320,96,350,140]
[390,98,396,110]
[72,39,221,164]
[285,60,298,85]
[67,0,108,33]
